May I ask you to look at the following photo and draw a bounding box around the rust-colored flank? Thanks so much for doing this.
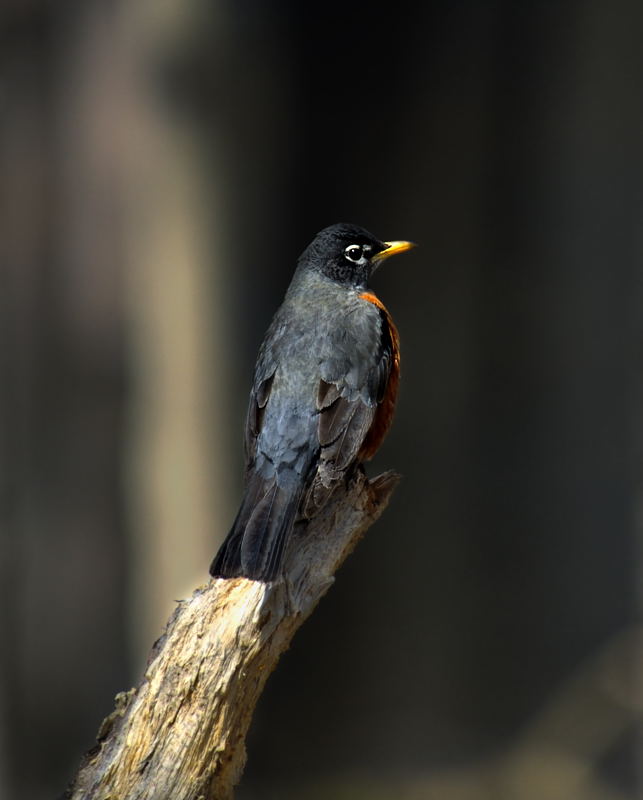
[358,292,401,461]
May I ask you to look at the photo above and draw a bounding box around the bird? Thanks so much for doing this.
[210,222,414,581]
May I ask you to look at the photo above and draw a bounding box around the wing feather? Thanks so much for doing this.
[307,305,398,515]
[244,372,275,468]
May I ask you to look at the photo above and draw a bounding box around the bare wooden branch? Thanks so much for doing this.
[66,468,399,800]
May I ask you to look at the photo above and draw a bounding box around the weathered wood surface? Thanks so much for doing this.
[67,469,399,800]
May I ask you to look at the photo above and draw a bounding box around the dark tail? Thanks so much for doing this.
[209,474,302,581]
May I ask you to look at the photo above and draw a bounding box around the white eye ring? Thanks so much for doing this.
[344,244,363,262]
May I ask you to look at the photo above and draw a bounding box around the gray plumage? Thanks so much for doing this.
[210,223,401,581]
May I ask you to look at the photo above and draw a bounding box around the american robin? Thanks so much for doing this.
[210,223,414,581]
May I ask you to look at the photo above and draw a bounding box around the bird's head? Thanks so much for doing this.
[299,222,415,288]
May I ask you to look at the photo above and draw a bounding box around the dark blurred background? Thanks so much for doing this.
[2,1,642,798]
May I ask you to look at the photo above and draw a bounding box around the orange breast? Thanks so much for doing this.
[357,292,401,461]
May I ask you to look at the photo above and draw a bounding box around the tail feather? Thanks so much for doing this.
[209,475,302,581]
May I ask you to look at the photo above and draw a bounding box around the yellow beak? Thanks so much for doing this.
[376,240,416,262]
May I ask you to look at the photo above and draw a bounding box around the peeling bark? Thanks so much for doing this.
[66,469,399,800]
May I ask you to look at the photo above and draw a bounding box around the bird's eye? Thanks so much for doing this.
[344,244,363,262]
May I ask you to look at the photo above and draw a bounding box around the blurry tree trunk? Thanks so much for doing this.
[0,5,131,796]
[67,471,398,800]
[117,0,235,660]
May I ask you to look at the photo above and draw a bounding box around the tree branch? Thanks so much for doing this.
[66,468,399,800]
